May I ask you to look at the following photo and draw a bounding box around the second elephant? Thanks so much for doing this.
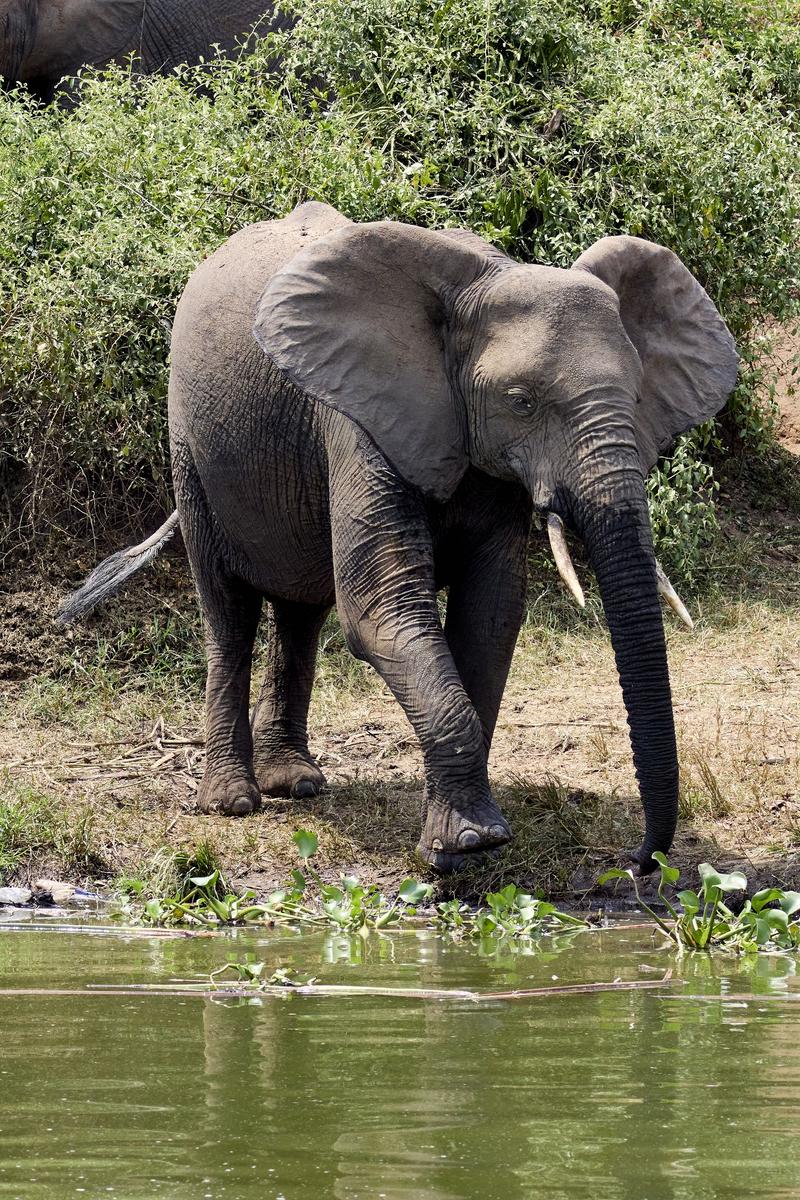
[61,201,738,872]
[0,0,288,102]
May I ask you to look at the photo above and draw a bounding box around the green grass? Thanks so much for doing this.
[0,777,106,883]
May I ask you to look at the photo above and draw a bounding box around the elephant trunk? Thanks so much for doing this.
[565,461,679,871]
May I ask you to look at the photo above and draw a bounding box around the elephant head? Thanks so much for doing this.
[0,0,37,83]
[254,219,737,870]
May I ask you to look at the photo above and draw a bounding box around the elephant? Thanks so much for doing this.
[0,0,288,103]
[59,200,738,873]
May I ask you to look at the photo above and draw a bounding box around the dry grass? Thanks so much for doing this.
[1,591,798,901]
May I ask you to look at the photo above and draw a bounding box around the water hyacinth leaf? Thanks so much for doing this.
[320,884,344,903]
[699,863,746,893]
[677,889,700,916]
[598,868,634,885]
[290,870,307,893]
[207,897,230,921]
[322,900,348,924]
[766,909,790,933]
[717,870,748,892]
[374,909,396,928]
[652,852,680,884]
[190,872,219,889]
[398,879,432,904]
[755,917,772,944]
[751,888,783,911]
[474,913,498,934]
[780,892,800,915]
[293,829,319,860]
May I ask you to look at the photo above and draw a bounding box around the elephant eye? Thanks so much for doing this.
[505,388,536,416]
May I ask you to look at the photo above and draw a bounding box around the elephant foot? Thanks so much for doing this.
[416,797,512,874]
[253,750,326,800]
[197,772,262,817]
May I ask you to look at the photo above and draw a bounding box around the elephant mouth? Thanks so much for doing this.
[545,511,693,630]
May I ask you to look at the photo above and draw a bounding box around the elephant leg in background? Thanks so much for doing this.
[443,486,531,752]
[251,599,330,799]
[328,428,512,871]
[175,447,263,817]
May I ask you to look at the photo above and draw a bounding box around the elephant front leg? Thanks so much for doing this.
[329,434,512,871]
[443,482,531,752]
[251,599,330,799]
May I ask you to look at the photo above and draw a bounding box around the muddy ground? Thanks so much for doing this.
[0,335,798,907]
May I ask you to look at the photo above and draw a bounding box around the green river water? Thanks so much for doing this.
[1,917,799,1200]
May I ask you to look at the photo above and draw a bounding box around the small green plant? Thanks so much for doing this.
[600,854,800,953]
[285,829,435,931]
[209,953,268,988]
[117,841,272,926]
[116,830,435,931]
[208,955,315,990]
[116,830,587,943]
[435,884,585,941]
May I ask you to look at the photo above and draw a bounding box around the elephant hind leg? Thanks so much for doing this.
[195,572,263,818]
[251,599,330,799]
[174,442,262,817]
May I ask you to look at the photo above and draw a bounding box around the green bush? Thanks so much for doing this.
[1,0,798,578]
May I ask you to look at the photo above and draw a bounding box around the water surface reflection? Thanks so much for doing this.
[0,925,798,1198]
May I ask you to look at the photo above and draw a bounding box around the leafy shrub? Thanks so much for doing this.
[1,0,798,581]
[647,430,719,586]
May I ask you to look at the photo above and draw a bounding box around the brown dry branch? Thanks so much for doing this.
[0,970,673,1003]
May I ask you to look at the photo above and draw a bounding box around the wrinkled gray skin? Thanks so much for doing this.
[61,202,737,873]
[0,0,286,102]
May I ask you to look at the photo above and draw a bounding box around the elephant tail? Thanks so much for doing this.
[58,511,181,624]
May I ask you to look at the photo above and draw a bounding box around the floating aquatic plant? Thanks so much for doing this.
[599,853,800,954]
[116,830,584,940]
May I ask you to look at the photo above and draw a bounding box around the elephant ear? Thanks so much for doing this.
[254,221,504,501]
[573,236,738,471]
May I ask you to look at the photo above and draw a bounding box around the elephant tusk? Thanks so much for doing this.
[547,513,585,609]
[655,562,694,630]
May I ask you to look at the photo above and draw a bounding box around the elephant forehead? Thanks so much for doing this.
[475,267,640,389]
[482,264,619,324]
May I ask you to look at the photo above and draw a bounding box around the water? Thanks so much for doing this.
[1,918,800,1200]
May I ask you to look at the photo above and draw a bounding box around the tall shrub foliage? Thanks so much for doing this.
[0,0,797,580]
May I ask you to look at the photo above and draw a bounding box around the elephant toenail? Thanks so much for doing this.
[292,780,317,799]
[458,829,481,850]
[431,838,444,852]
[489,824,510,841]
[231,797,253,816]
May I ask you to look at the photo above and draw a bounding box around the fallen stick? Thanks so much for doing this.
[663,992,800,1003]
[0,971,672,1003]
[0,923,216,938]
